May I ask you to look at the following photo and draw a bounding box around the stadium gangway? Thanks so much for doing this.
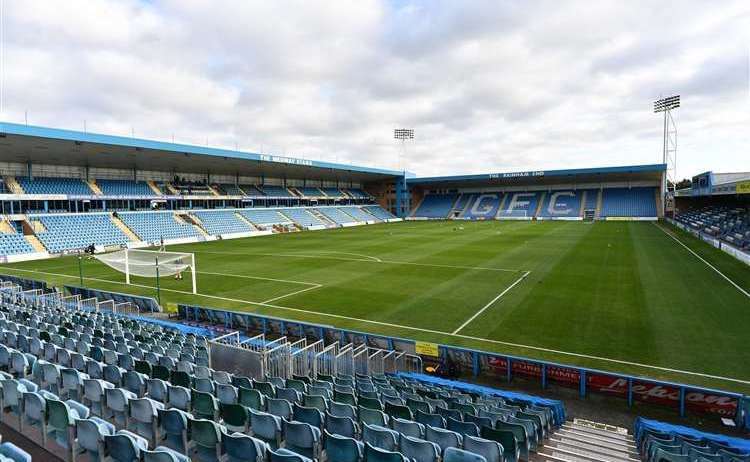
[61,294,81,311]
[315,342,338,377]
[291,339,324,378]
[352,344,371,376]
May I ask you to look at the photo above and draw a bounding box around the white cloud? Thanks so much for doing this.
[2,0,748,178]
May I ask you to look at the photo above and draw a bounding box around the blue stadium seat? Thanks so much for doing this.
[260,185,295,198]
[280,208,326,227]
[0,234,35,256]
[18,177,93,195]
[239,209,294,227]
[97,179,156,196]
[413,194,456,218]
[33,213,129,253]
[316,207,358,225]
[538,191,582,218]
[363,206,396,220]
[193,210,255,235]
[118,211,201,242]
[600,187,657,217]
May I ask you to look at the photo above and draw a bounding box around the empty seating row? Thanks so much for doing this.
[280,209,326,228]
[239,210,293,227]
[316,208,358,225]
[119,212,202,242]
[261,186,296,198]
[193,211,255,235]
[537,191,582,218]
[97,180,155,196]
[0,235,35,256]
[413,195,457,218]
[17,177,93,196]
[320,189,346,199]
[636,417,749,462]
[298,188,326,197]
[33,213,129,253]
[600,187,657,217]
[0,287,563,462]
[363,206,395,221]
[338,207,378,223]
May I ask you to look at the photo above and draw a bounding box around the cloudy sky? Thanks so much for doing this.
[1,0,748,178]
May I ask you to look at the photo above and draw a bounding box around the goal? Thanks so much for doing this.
[94,248,197,294]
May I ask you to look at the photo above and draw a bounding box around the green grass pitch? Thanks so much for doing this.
[2,220,749,393]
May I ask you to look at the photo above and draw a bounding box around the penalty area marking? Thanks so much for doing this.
[451,270,531,334]
[654,223,749,298]
[2,265,749,386]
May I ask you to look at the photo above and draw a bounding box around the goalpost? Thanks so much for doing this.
[94,248,197,294]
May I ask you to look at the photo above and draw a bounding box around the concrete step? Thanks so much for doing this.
[540,445,629,462]
[4,176,24,194]
[557,429,636,452]
[563,423,633,442]
[24,234,47,253]
[110,214,141,242]
[87,180,103,195]
[554,430,637,452]
[147,180,163,195]
[234,212,257,230]
[549,438,638,460]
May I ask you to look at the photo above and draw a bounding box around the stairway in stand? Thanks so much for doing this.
[539,419,638,462]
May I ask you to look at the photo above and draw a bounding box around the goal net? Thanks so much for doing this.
[94,249,197,294]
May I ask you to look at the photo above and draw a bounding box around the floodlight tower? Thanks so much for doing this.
[653,95,679,217]
[394,128,414,171]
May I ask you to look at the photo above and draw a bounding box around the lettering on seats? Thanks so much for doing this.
[470,194,499,216]
[505,193,535,213]
[547,191,575,215]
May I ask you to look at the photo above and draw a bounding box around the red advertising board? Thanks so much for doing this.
[486,356,737,416]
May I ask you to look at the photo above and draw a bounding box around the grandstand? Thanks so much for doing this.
[408,166,663,220]
[1,123,749,460]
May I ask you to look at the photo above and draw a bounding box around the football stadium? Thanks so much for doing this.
[0,2,749,462]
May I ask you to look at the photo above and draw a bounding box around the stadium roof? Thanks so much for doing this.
[0,122,402,182]
[406,164,666,188]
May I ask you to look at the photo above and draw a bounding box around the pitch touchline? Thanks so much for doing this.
[193,250,525,273]
[1,266,749,386]
[654,223,749,298]
[452,271,531,334]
